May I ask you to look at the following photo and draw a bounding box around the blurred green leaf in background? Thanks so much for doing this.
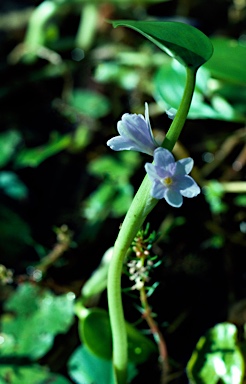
[0,283,75,359]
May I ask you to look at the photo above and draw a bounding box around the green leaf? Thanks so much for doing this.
[111,20,213,69]
[154,60,243,121]
[205,37,246,85]
[83,180,134,221]
[187,322,244,384]
[77,307,156,364]
[68,345,137,384]
[95,62,140,90]
[0,364,72,384]
[81,247,113,300]
[78,308,112,360]
[0,130,22,168]
[99,0,168,2]
[88,152,140,182]
[15,133,71,168]
[214,84,246,117]
[70,124,92,152]
[125,321,157,364]
[234,194,246,207]
[203,180,228,214]
[0,283,75,359]
[0,205,32,259]
[84,152,140,221]
[111,184,134,217]
[0,171,28,200]
[68,89,110,119]
[88,156,130,181]
[83,181,118,222]
[68,345,115,384]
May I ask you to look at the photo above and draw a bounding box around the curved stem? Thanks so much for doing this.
[107,176,157,384]
[162,67,197,151]
[107,66,197,384]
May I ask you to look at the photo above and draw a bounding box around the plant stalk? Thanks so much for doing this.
[162,67,197,151]
[107,66,197,384]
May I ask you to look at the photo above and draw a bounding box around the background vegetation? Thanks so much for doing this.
[0,0,246,383]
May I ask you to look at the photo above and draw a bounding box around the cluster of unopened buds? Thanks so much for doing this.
[107,103,200,207]
[127,258,153,290]
[126,225,159,290]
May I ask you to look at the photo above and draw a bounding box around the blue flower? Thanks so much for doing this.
[145,148,200,207]
[107,103,157,156]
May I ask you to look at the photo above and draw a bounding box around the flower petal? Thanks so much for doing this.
[174,174,194,190]
[151,180,166,199]
[176,158,194,175]
[145,147,200,207]
[180,176,200,197]
[117,114,144,138]
[107,136,140,152]
[165,188,183,207]
[118,113,155,148]
[153,148,175,169]
[144,102,154,142]
[145,163,159,182]
[107,104,157,155]
[145,102,150,125]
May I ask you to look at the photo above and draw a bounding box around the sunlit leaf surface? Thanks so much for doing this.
[111,20,213,69]
[205,38,246,85]
[187,322,244,384]
[154,60,244,121]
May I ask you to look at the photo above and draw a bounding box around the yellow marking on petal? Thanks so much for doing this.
[163,176,173,186]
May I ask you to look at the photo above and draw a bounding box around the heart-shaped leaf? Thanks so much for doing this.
[154,59,243,121]
[205,37,246,85]
[111,20,213,70]
[77,307,156,364]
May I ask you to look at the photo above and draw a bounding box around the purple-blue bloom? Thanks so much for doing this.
[145,148,200,207]
[107,103,157,156]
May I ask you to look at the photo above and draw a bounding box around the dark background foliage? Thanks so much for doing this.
[0,0,246,383]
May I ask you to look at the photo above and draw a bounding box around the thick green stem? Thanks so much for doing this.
[162,67,197,151]
[107,66,197,384]
[107,175,157,384]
